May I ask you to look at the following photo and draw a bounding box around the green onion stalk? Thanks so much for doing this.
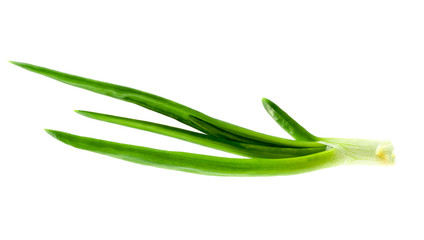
[10,61,395,176]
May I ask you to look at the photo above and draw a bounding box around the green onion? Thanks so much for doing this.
[11,61,395,176]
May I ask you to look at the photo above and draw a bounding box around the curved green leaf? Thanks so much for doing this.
[45,129,342,176]
[76,110,326,158]
[262,98,318,141]
[11,61,324,148]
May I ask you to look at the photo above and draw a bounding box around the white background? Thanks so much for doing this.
[1,1,423,239]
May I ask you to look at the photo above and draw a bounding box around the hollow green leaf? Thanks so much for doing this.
[45,129,342,176]
[188,115,260,144]
[262,98,318,141]
[11,61,324,148]
[76,110,326,158]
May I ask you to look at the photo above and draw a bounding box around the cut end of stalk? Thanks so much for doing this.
[319,138,395,166]
[375,142,395,166]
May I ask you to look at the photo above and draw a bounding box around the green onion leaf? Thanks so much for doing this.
[188,115,262,144]
[44,129,342,176]
[75,110,326,158]
[10,61,324,148]
[262,98,318,141]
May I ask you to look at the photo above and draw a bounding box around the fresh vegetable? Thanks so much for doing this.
[10,61,395,176]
